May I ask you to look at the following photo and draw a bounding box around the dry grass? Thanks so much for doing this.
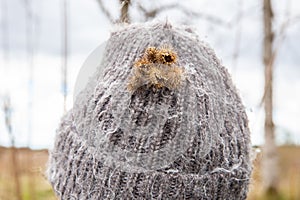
[0,145,299,200]
[248,145,300,200]
[0,147,56,200]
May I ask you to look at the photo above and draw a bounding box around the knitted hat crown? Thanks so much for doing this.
[48,22,252,199]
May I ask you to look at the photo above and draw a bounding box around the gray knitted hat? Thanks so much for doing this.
[48,22,252,199]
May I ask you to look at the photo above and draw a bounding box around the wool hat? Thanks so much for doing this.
[48,22,252,199]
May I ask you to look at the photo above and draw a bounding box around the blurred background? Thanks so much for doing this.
[0,0,299,199]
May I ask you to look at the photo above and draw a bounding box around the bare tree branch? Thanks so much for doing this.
[260,0,291,106]
[96,0,115,23]
[137,3,230,27]
[262,0,279,196]
[137,3,178,19]
[96,0,238,27]
[232,0,244,77]
[3,95,22,200]
[183,9,230,27]
[120,0,130,23]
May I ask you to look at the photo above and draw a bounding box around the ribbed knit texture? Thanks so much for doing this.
[48,22,252,200]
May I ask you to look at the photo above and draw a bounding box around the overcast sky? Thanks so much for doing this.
[0,0,299,149]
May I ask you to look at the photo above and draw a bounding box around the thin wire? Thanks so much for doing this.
[62,0,69,113]
[231,0,244,79]
[24,0,34,147]
[1,0,12,144]
[1,0,9,63]
[3,95,14,145]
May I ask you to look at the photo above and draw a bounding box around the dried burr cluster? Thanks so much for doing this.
[128,46,184,91]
